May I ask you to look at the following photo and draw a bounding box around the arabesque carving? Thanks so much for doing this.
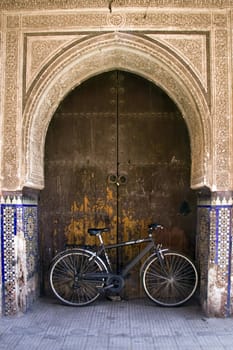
[0,6,231,192]
[0,0,233,10]
[25,32,209,96]
[25,35,85,90]
[213,27,231,189]
[148,34,208,92]
[2,31,19,190]
[21,12,211,30]
[22,32,211,190]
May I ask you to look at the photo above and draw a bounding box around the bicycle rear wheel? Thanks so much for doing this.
[142,252,198,306]
[49,249,108,306]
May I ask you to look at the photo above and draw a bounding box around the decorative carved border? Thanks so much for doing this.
[2,31,19,190]
[23,30,210,100]
[0,0,233,10]
[19,12,212,30]
[214,27,232,190]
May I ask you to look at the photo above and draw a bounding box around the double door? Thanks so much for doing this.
[40,71,194,297]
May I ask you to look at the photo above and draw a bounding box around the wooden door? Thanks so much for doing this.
[39,71,196,298]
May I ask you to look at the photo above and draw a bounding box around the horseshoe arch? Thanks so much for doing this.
[22,32,211,191]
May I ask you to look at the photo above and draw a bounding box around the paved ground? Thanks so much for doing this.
[0,297,233,350]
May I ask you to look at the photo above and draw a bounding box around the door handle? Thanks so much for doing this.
[118,174,127,185]
[107,174,128,186]
[107,174,117,184]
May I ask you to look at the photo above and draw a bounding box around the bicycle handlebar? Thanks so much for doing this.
[87,223,163,237]
[148,223,164,230]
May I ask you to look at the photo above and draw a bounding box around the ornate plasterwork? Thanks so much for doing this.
[22,31,210,190]
[149,34,208,92]
[20,11,212,30]
[25,32,209,94]
[25,35,84,90]
[0,7,232,192]
[0,0,233,10]
[2,31,19,190]
[213,28,232,190]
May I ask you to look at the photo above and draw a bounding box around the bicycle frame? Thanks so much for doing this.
[49,223,198,307]
[95,236,156,277]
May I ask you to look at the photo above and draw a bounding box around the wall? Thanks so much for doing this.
[0,0,232,316]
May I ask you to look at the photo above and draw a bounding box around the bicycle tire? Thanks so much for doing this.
[142,252,198,306]
[49,249,108,306]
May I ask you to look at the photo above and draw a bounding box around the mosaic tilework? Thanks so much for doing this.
[197,193,233,316]
[198,200,232,267]
[209,208,217,264]
[23,206,38,280]
[216,207,231,286]
[0,194,38,315]
[1,204,17,315]
[214,205,232,316]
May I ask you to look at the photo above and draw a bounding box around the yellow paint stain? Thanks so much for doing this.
[77,195,90,213]
[65,218,83,245]
[83,195,89,212]
[65,191,118,246]
[66,195,153,247]
[119,209,153,261]
[52,223,60,254]
[95,197,105,212]
[106,187,114,201]
[71,201,80,213]
[65,218,97,246]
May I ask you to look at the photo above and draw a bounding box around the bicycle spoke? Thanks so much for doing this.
[143,252,198,306]
[50,250,107,306]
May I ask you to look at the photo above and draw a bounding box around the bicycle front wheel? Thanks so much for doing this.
[49,249,108,306]
[142,252,198,306]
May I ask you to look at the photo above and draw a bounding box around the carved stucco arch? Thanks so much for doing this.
[22,32,211,190]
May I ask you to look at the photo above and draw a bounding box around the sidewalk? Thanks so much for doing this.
[0,297,233,350]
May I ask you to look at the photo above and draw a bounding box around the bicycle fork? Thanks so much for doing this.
[156,246,169,273]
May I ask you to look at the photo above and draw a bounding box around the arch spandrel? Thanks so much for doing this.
[22,32,211,191]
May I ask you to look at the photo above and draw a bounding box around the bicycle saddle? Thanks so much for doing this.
[88,227,110,236]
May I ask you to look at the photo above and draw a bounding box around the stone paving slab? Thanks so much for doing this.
[0,297,233,349]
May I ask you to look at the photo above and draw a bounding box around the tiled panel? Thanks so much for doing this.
[1,204,17,315]
[197,193,233,317]
[0,195,38,315]
[23,206,38,280]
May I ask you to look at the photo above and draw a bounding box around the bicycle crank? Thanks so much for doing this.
[105,275,125,293]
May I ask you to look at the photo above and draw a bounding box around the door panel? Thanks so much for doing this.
[39,70,196,298]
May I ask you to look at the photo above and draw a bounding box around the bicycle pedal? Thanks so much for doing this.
[104,284,114,290]
[106,295,122,302]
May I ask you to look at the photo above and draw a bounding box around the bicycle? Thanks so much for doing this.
[49,223,198,307]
